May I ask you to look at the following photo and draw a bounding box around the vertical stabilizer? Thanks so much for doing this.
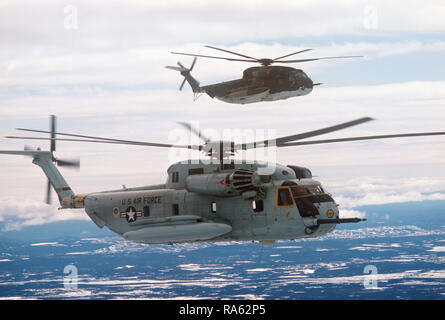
[0,150,75,208]
[165,57,202,93]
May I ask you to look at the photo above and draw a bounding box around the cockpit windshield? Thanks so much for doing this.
[290,184,325,199]
[290,184,334,206]
[276,184,334,217]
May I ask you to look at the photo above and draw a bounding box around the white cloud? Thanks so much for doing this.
[0,197,89,232]
[1,40,445,89]
[337,191,445,208]
[1,1,445,52]
[326,175,445,209]
[339,209,367,219]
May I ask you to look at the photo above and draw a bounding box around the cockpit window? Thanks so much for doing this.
[290,185,324,198]
[277,187,294,206]
[290,184,334,204]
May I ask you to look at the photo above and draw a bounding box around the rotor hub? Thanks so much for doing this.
[258,58,274,66]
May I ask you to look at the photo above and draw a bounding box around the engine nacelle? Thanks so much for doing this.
[287,165,312,179]
[185,169,264,197]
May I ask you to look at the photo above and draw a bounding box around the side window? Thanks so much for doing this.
[171,172,179,183]
[172,204,179,216]
[188,168,204,175]
[252,199,264,213]
[143,206,150,217]
[277,188,293,206]
[211,202,217,213]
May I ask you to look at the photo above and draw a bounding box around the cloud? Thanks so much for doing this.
[339,209,367,219]
[337,191,445,208]
[1,0,445,51]
[326,176,445,209]
[1,40,445,89]
[0,197,89,232]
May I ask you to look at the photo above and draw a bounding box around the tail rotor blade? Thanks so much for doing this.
[45,179,51,204]
[179,78,186,91]
[165,65,187,72]
[189,56,197,71]
[55,158,80,169]
[50,115,56,153]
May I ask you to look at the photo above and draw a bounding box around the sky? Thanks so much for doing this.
[0,0,444,231]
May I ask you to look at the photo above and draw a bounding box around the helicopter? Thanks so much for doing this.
[1,115,444,245]
[166,45,362,104]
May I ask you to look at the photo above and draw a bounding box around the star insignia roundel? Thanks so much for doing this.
[121,206,142,223]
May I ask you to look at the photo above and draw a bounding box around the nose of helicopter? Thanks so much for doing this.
[313,198,338,220]
[294,73,313,89]
[301,75,313,88]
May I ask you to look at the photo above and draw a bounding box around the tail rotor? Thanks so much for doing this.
[165,57,200,93]
[21,115,79,204]
[176,57,196,91]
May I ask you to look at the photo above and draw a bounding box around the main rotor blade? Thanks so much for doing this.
[11,129,199,149]
[237,117,374,150]
[204,45,259,61]
[6,136,187,147]
[171,52,257,63]
[278,131,445,147]
[277,117,374,144]
[8,136,199,149]
[276,55,363,64]
[273,49,313,61]
[177,122,211,144]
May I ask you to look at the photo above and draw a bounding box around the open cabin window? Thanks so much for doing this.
[211,202,217,213]
[172,204,179,216]
[277,187,293,206]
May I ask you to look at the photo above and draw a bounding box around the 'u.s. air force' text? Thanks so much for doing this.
[121,196,161,206]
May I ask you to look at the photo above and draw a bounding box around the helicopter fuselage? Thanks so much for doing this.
[79,160,339,245]
[201,66,314,104]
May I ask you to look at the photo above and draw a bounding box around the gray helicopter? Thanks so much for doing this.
[1,116,444,245]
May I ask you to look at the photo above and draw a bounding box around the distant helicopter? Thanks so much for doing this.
[166,45,362,104]
[1,116,445,245]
